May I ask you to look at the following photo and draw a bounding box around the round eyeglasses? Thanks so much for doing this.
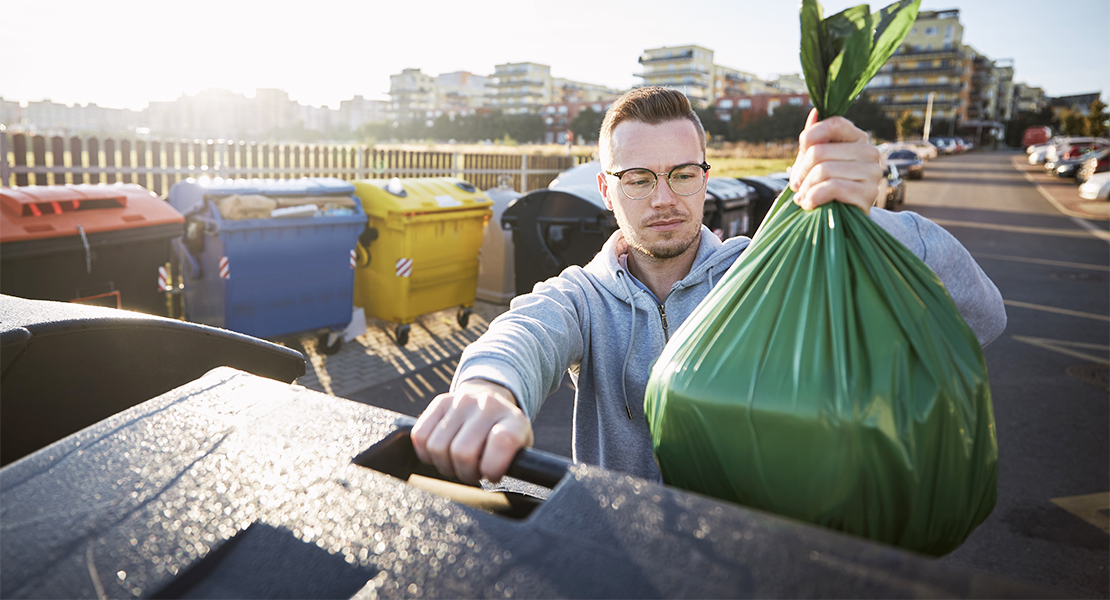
[605,162,711,200]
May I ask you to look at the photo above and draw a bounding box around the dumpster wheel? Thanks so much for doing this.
[396,324,410,346]
[457,308,472,329]
[317,332,343,355]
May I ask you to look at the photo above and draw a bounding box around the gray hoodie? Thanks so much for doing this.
[453,208,1007,483]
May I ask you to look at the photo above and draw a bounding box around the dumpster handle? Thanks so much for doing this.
[392,415,571,489]
[171,237,202,279]
[77,225,92,274]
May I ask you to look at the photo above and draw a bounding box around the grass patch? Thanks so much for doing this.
[709,157,795,179]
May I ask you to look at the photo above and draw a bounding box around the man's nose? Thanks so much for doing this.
[649,174,679,206]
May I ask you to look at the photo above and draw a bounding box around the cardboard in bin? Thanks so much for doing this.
[0,183,184,315]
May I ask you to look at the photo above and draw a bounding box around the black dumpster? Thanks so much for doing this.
[501,184,618,295]
[705,178,758,239]
[0,294,305,466]
[0,184,184,315]
[737,175,790,236]
[0,367,1050,598]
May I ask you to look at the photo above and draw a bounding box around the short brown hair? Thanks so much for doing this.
[598,87,706,168]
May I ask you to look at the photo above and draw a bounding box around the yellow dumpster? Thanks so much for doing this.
[352,177,493,345]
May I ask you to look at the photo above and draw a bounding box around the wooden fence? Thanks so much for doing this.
[1,133,593,195]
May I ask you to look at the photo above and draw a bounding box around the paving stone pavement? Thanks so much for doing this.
[292,300,511,399]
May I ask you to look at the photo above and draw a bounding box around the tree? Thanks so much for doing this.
[733,104,809,143]
[1086,99,1108,137]
[695,108,729,143]
[844,97,895,141]
[1057,107,1086,136]
[569,108,606,144]
[895,111,922,141]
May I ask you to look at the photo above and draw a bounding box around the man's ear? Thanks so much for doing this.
[598,171,614,211]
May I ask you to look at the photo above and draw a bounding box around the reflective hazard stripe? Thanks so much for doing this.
[219,256,230,279]
[158,266,169,291]
[350,249,357,269]
[395,258,412,277]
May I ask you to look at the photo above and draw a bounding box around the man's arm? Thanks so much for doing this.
[412,279,587,484]
[788,108,1006,346]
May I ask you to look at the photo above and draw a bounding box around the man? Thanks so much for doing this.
[412,87,1006,485]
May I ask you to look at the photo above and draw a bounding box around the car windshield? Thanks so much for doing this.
[889,150,918,159]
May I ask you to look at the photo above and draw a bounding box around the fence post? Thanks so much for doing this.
[519,154,529,194]
[1,132,12,187]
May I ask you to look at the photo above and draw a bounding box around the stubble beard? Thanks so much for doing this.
[620,211,702,261]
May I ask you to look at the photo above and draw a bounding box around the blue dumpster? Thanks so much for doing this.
[168,178,367,354]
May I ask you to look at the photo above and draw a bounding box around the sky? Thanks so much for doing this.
[3,0,1107,112]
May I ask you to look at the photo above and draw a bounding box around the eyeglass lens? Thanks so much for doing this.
[620,164,705,199]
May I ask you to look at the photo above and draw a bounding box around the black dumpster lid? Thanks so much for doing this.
[706,178,756,200]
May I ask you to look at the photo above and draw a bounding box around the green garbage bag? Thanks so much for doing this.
[644,0,998,557]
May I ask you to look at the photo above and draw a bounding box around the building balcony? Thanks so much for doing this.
[638,50,694,64]
[491,79,546,88]
[891,48,966,60]
[874,99,962,110]
[639,67,711,78]
[882,65,965,77]
[867,83,964,94]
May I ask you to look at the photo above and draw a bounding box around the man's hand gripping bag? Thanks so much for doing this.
[643,0,998,557]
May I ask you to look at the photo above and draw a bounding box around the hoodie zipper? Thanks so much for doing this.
[658,303,670,341]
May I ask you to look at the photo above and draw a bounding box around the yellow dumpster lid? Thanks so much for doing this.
[353,178,492,218]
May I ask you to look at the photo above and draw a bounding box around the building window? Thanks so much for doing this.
[788,97,803,105]
[738,99,751,109]
[720,99,733,109]
[768,100,781,115]
[925,26,938,36]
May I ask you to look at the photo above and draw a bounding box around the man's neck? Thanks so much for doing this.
[621,233,701,302]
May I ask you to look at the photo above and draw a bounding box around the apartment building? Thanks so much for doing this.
[636,45,716,107]
[339,95,389,132]
[540,100,613,144]
[863,9,971,123]
[713,93,811,125]
[714,66,776,98]
[436,71,492,117]
[488,62,621,116]
[389,68,437,124]
[489,62,552,115]
[1013,84,1048,114]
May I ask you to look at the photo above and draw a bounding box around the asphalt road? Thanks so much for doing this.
[893,151,1109,598]
[348,151,1109,597]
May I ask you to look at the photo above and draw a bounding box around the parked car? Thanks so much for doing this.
[1045,142,1108,175]
[1078,171,1110,201]
[884,149,924,180]
[1053,146,1109,178]
[1044,137,1109,165]
[929,137,959,155]
[1076,149,1110,184]
[878,141,936,161]
[880,164,906,209]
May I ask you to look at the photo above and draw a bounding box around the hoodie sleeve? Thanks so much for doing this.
[450,275,587,420]
[870,208,1007,347]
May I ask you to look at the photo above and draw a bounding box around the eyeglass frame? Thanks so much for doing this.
[604,162,712,200]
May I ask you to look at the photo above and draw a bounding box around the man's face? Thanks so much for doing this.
[598,119,706,262]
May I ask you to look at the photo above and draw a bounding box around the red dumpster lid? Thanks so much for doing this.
[1,184,184,243]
